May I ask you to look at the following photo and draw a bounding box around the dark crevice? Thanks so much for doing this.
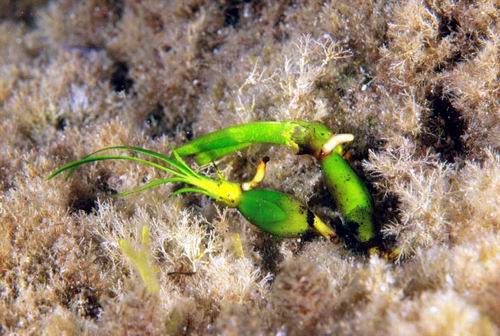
[144,104,166,139]
[70,194,98,215]
[143,104,194,140]
[433,14,482,73]
[370,192,400,252]
[432,14,464,73]
[162,44,172,53]
[422,91,466,163]
[254,235,283,276]
[111,0,125,21]
[182,120,194,140]
[80,287,102,320]
[110,61,134,94]
[0,1,48,27]
[62,284,102,320]
[56,116,68,131]
[348,135,386,172]
[223,0,242,27]
[68,170,116,214]
[438,15,459,39]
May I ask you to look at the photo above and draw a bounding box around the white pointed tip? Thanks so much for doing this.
[322,134,354,155]
[241,182,251,191]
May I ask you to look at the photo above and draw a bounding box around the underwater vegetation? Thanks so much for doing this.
[48,142,338,241]
[176,121,375,244]
[49,121,377,248]
[0,0,498,335]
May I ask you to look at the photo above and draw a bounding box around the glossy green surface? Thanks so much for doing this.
[176,122,292,165]
[176,120,376,243]
[321,153,375,242]
[176,121,333,165]
[238,189,312,237]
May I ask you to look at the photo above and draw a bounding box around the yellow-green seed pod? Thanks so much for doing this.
[238,189,314,237]
[321,152,374,243]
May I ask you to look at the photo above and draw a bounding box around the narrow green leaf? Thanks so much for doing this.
[47,154,183,180]
[171,187,212,198]
[83,146,195,177]
[114,177,187,198]
[171,150,196,176]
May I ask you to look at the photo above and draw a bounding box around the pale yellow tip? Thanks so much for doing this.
[242,157,268,191]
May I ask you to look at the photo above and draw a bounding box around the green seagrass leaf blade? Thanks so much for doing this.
[47,154,181,180]
[114,177,186,198]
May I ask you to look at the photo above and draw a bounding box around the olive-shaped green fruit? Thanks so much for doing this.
[238,188,330,238]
